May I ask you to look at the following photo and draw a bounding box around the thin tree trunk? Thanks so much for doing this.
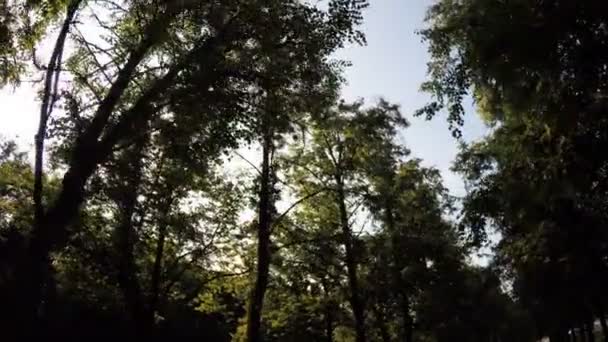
[20,29,162,331]
[246,132,274,342]
[18,19,227,327]
[321,279,334,342]
[403,296,414,342]
[114,139,148,335]
[335,174,366,342]
[148,155,168,324]
[34,0,81,228]
[115,201,147,335]
[149,209,170,326]
[325,306,334,342]
[40,269,58,334]
[17,1,81,331]
[385,202,413,342]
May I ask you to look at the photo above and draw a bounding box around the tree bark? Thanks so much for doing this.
[34,0,81,228]
[325,304,335,342]
[113,137,148,335]
[15,1,82,332]
[17,10,239,333]
[149,198,172,325]
[321,279,334,342]
[246,131,274,342]
[335,174,366,342]
[18,23,229,327]
[150,223,167,312]
[18,21,170,329]
[385,202,413,342]
[403,296,414,342]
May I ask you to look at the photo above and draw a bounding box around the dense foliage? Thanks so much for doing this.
[2,0,606,341]
[421,0,608,341]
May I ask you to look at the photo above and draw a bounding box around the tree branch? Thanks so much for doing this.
[34,0,82,228]
[271,188,329,234]
[234,150,262,175]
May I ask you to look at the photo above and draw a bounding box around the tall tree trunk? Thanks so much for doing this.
[149,207,170,327]
[335,174,366,342]
[246,131,274,342]
[403,296,414,342]
[18,18,225,329]
[147,155,169,326]
[34,0,81,228]
[325,304,334,342]
[115,200,147,335]
[113,143,148,335]
[18,150,99,332]
[385,202,413,342]
[321,279,334,342]
[40,269,58,334]
[15,1,81,331]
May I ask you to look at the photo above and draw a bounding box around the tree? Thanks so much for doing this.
[0,140,36,289]
[452,116,608,340]
[418,0,608,134]
[45,130,245,337]
[216,1,369,341]
[421,2,608,340]
[286,99,405,342]
[0,1,560,339]
[0,0,368,330]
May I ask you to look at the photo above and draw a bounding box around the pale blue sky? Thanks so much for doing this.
[337,0,488,196]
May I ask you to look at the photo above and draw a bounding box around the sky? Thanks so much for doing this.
[336,0,488,197]
[0,0,488,198]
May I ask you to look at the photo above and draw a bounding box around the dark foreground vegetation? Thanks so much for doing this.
[0,0,607,341]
